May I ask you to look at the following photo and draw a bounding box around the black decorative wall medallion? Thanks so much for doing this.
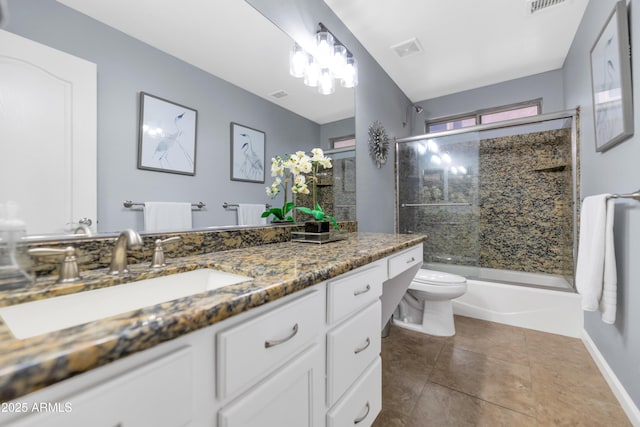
[368,120,389,168]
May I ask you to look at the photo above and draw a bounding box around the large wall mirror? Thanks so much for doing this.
[0,0,355,239]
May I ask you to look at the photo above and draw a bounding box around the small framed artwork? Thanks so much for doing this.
[138,92,198,175]
[230,122,265,183]
[590,0,634,152]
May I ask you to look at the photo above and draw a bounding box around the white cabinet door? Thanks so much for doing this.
[0,29,97,234]
[11,347,193,427]
[218,345,324,427]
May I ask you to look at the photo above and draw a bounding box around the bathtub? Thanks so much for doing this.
[424,263,583,337]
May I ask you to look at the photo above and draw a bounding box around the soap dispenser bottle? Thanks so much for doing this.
[0,201,32,282]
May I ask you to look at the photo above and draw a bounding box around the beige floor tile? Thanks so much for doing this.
[535,386,631,427]
[452,315,530,366]
[525,328,596,372]
[382,325,447,375]
[430,343,536,417]
[404,382,537,427]
[379,316,631,426]
[530,362,619,407]
[382,359,430,416]
[372,408,409,427]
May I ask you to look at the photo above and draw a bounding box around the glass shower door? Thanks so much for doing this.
[397,132,481,277]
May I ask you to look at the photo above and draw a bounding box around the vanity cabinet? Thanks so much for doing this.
[325,260,385,427]
[7,347,194,427]
[3,243,423,427]
[216,290,324,426]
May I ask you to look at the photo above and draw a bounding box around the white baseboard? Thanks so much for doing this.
[582,330,640,426]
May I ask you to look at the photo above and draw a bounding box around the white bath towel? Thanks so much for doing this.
[575,194,617,324]
[143,202,192,232]
[236,203,267,226]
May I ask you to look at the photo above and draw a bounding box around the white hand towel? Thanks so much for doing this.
[575,194,617,323]
[144,202,192,232]
[600,198,617,324]
[237,204,267,226]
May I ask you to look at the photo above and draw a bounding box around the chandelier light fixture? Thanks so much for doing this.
[289,23,358,95]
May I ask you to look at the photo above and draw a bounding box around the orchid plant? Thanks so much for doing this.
[262,149,338,230]
[261,152,311,222]
[295,148,339,230]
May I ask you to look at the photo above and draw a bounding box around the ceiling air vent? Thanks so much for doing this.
[528,0,567,14]
[391,38,423,59]
[269,90,288,99]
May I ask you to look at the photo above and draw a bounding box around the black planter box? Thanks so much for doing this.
[304,221,330,233]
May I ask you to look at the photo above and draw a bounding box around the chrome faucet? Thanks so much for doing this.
[109,229,143,275]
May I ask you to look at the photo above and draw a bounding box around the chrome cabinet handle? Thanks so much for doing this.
[354,337,371,354]
[265,323,299,348]
[406,256,416,264]
[353,284,371,296]
[354,402,370,424]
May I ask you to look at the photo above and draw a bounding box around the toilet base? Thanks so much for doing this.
[393,300,456,337]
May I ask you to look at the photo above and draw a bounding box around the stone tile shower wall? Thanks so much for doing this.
[398,128,574,280]
[479,128,573,277]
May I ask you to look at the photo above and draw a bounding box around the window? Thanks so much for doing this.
[425,100,541,133]
[331,135,356,149]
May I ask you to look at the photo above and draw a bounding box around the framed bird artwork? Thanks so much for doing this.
[230,122,266,183]
[137,92,198,175]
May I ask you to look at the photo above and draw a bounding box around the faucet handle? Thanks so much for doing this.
[151,237,181,268]
[28,246,81,283]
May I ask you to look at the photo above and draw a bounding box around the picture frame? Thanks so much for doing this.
[138,92,198,175]
[230,122,266,183]
[589,0,634,153]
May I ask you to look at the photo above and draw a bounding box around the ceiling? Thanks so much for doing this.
[55,0,589,124]
[323,0,589,102]
[55,0,354,125]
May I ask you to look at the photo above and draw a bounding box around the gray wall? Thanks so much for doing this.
[412,69,565,134]
[5,0,320,233]
[564,0,640,408]
[320,117,355,150]
[248,0,412,233]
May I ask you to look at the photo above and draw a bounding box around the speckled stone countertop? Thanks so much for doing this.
[0,232,426,402]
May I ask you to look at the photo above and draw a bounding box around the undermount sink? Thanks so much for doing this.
[0,269,253,340]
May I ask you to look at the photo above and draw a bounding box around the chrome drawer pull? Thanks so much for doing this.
[353,284,371,296]
[354,337,371,354]
[406,256,416,264]
[354,402,370,424]
[265,323,299,348]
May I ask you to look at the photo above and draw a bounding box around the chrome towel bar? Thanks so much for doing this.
[222,202,271,209]
[123,201,206,209]
[607,190,640,201]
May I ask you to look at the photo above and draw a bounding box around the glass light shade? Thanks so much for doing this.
[289,44,308,78]
[315,31,334,67]
[304,61,320,87]
[340,56,358,88]
[331,44,347,77]
[317,68,335,95]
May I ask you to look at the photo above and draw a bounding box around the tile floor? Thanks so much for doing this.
[373,315,631,427]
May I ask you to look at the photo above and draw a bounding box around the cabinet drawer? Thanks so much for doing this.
[216,290,322,399]
[327,301,381,406]
[388,245,423,279]
[327,357,382,427]
[327,261,383,324]
[13,347,193,427]
[218,345,324,427]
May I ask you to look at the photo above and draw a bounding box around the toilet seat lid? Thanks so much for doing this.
[414,269,466,285]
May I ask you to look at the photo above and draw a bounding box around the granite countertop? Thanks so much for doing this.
[0,232,426,402]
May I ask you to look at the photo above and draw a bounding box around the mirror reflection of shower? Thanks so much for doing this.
[325,140,356,222]
[396,111,578,291]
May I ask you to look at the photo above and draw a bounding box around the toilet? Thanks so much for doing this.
[393,269,467,337]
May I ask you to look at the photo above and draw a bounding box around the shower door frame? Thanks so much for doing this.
[394,109,580,284]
